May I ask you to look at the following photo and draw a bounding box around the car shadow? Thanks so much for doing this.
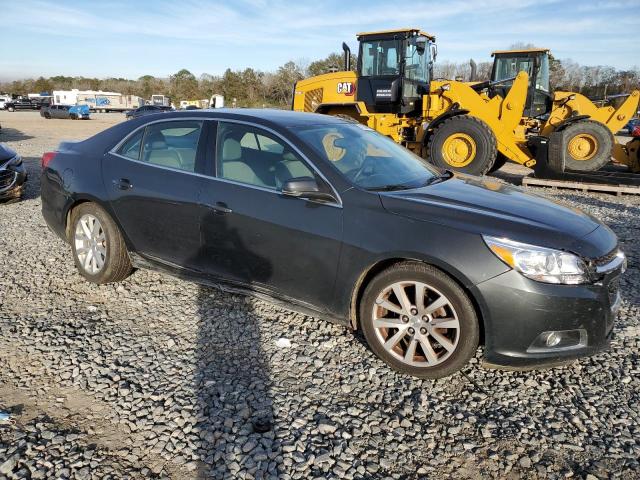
[0,127,35,142]
[192,212,279,478]
[20,156,42,201]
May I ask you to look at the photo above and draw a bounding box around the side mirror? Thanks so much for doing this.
[431,44,438,61]
[281,177,336,203]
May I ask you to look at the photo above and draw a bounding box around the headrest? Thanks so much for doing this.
[150,140,167,149]
[222,138,241,161]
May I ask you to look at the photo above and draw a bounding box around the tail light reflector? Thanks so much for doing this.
[41,151,57,169]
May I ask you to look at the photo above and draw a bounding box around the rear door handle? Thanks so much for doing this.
[113,178,133,190]
[211,201,232,215]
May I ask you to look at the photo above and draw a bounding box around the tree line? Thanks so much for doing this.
[2,49,638,108]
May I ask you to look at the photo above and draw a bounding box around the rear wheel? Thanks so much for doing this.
[427,115,497,175]
[70,203,132,284]
[563,120,613,172]
[360,262,479,378]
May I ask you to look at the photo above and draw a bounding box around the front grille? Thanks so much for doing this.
[0,169,16,191]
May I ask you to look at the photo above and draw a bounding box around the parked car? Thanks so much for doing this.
[125,105,172,120]
[41,104,90,120]
[632,125,640,138]
[40,110,625,378]
[4,99,39,112]
[625,118,640,135]
[0,143,27,201]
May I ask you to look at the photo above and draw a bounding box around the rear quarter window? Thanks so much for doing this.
[116,129,144,160]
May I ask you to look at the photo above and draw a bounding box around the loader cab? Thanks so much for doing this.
[490,49,552,118]
[356,28,435,115]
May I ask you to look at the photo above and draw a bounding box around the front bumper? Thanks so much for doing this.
[472,264,622,368]
[0,163,27,200]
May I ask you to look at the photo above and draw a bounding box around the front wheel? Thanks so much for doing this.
[7,106,15,112]
[44,112,51,119]
[427,115,497,176]
[70,203,132,284]
[360,262,479,379]
[562,120,613,172]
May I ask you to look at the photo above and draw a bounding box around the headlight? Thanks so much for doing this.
[483,235,589,285]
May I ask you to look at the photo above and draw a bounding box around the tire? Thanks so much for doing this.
[488,152,508,173]
[71,114,77,120]
[7,106,15,112]
[562,120,613,172]
[69,203,132,284]
[360,261,479,379]
[44,112,51,119]
[427,115,497,176]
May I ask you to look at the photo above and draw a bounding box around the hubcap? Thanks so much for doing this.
[74,214,106,274]
[567,133,598,161]
[372,281,460,368]
[442,133,477,167]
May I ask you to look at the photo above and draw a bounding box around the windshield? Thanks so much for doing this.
[293,123,439,190]
[360,39,400,76]
[494,54,550,92]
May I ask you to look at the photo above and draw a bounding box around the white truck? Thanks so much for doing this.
[52,89,144,112]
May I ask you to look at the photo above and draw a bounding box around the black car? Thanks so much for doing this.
[0,143,27,200]
[4,99,39,112]
[40,110,625,378]
[125,105,172,120]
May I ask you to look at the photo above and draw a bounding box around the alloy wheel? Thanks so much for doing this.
[74,214,107,274]
[371,281,460,367]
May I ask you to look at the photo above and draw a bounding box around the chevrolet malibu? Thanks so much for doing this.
[41,110,625,378]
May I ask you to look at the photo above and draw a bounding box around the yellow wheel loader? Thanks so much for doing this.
[293,28,535,176]
[488,48,640,173]
[292,29,640,176]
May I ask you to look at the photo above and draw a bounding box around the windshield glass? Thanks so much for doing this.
[494,54,550,92]
[293,123,439,190]
[360,39,400,76]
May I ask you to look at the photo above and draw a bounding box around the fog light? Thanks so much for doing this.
[527,329,587,353]
[544,332,562,347]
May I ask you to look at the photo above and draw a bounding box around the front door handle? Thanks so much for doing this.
[113,178,133,190]
[211,201,232,215]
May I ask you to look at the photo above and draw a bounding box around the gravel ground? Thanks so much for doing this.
[0,111,639,479]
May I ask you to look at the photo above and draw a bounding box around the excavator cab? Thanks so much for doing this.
[490,49,552,118]
[355,29,436,115]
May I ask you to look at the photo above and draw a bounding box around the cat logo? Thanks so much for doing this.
[337,82,355,96]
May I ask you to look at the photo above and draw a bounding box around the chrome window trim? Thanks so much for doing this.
[109,115,343,208]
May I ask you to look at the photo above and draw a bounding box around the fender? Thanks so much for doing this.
[422,103,470,144]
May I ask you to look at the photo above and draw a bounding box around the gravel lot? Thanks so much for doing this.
[0,111,639,479]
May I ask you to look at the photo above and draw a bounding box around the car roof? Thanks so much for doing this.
[147,109,351,128]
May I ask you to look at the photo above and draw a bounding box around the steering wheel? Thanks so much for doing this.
[350,155,375,184]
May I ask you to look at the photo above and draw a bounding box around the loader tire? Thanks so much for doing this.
[563,120,613,172]
[488,153,508,173]
[427,115,497,176]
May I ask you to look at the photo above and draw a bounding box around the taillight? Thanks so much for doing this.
[41,151,57,169]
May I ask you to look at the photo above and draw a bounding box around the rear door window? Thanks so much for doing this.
[141,121,203,172]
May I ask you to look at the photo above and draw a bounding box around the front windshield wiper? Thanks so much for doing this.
[421,169,454,186]
[365,184,414,192]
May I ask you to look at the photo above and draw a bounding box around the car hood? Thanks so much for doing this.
[379,174,614,258]
[0,143,18,163]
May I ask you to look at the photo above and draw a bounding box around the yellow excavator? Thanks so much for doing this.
[292,29,640,175]
[487,48,640,173]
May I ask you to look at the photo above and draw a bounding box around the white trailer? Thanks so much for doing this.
[210,94,224,108]
[52,89,144,112]
[151,94,171,107]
